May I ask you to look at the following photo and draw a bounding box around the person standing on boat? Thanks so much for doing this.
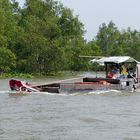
[111,66,118,79]
[107,65,118,79]
[121,64,128,78]
[107,66,113,78]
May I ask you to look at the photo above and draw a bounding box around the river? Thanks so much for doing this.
[1,74,140,140]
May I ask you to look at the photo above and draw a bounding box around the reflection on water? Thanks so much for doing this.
[0,76,140,140]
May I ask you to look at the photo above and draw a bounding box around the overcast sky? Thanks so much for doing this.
[17,0,140,41]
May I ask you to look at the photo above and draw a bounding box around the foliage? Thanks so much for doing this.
[0,47,16,73]
[0,0,140,76]
[96,21,121,56]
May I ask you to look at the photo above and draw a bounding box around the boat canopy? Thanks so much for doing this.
[90,56,138,65]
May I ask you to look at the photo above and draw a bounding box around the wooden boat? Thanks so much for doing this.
[9,56,140,93]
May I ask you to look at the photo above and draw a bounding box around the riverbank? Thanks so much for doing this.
[0,71,86,79]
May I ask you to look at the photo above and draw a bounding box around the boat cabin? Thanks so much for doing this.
[90,56,139,80]
[88,56,140,90]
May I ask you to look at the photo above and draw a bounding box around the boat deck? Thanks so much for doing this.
[32,77,137,93]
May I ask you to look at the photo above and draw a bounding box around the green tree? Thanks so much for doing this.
[122,29,140,61]
[14,0,85,73]
[58,7,85,70]
[15,0,62,73]
[86,40,102,56]
[0,0,18,48]
[0,47,16,73]
[96,21,121,56]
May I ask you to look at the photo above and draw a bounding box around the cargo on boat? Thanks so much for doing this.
[9,56,140,93]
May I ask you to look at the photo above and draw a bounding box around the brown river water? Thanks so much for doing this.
[0,72,140,140]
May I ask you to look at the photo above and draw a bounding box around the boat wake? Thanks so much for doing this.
[0,90,68,96]
[0,91,10,94]
[0,89,129,97]
[69,89,121,96]
[88,89,121,95]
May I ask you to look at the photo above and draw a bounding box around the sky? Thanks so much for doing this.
[17,0,140,41]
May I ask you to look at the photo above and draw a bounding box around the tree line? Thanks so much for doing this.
[0,0,140,75]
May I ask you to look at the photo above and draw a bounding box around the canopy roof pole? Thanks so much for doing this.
[105,63,107,78]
